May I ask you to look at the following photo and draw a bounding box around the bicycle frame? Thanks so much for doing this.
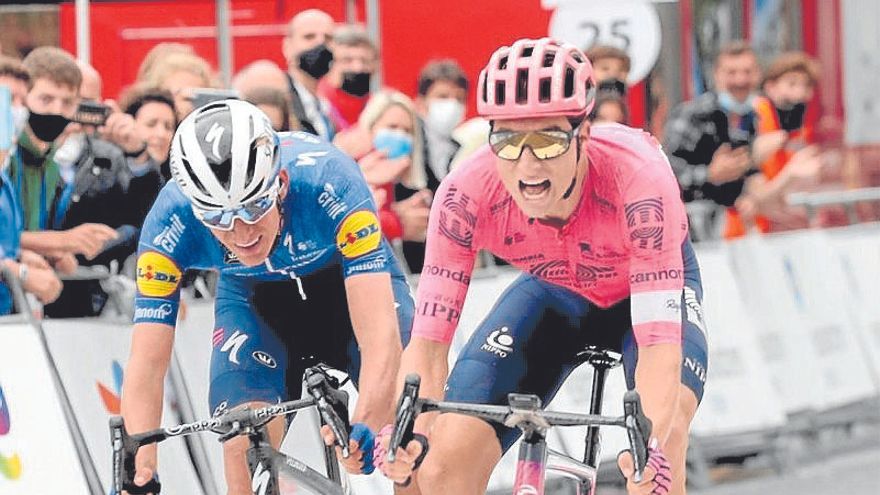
[110,368,352,495]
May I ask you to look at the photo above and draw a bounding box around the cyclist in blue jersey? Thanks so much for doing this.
[119,100,414,494]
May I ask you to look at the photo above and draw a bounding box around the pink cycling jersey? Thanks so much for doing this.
[414,124,689,346]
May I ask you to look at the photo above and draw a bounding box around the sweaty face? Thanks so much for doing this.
[209,172,288,266]
[493,116,586,221]
[714,53,761,102]
[764,71,814,109]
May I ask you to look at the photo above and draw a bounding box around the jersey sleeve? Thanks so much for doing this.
[320,152,393,277]
[411,163,483,343]
[622,137,690,347]
[132,185,196,326]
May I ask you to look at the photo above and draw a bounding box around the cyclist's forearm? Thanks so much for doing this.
[121,353,168,432]
[632,343,682,446]
[399,336,449,401]
[346,273,403,429]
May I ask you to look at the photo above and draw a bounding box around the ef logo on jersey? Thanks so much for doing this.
[336,210,381,259]
[136,251,182,297]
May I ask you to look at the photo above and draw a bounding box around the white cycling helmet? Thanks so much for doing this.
[169,99,281,211]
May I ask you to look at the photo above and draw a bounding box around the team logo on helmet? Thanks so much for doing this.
[136,251,182,297]
[336,210,381,259]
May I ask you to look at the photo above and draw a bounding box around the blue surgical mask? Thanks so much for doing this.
[373,128,413,160]
[717,91,756,116]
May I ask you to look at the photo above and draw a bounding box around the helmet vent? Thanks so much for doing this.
[542,52,555,68]
[494,81,506,105]
[516,69,529,104]
[521,46,534,58]
[498,55,508,71]
[181,156,209,196]
[539,78,552,102]
[245,141,258,187]
[564,67,575,98]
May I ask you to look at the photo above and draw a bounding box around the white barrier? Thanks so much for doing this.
[690,245,786,436]
[0,321,90,494]
[41,318,204,494]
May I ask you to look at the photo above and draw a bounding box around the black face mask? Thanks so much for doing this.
[597,78,627,97]
[340,71,372,97]
[298,44,333,80]
[28,110,70,143]
[776,102,807,132]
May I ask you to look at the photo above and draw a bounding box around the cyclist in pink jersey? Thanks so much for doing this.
[378,38,707,495]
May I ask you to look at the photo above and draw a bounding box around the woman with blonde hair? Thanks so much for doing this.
[142,51,215,119]
[335,89,433,271]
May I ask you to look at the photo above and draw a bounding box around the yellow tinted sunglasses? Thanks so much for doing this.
[488,129,574,161]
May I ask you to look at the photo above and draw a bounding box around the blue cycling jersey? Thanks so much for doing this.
[0,170,23,315]
[133,131,404,326]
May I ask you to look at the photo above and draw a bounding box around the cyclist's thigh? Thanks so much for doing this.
[209,293,289,417]
[445,273,589,452]
[621,240,709,403]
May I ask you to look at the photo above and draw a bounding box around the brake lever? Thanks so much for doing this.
[388,374,421,463]
[305,368,351,457]
[109,416,163,494]
[623,390,652,483]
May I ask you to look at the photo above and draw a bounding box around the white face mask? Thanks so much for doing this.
[425,98,465,136]
[12,106,28,136]
[53,132,86,175]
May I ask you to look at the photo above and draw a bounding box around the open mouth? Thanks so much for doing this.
[235,235,262,249]
[519,179,551,199]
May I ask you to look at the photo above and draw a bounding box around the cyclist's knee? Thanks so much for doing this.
[418,414,500,491]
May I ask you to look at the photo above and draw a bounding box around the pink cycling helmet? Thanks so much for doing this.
[477,37,595,121]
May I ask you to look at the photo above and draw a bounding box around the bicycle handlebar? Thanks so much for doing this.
[110,367,353,494]
[387,373,652,483]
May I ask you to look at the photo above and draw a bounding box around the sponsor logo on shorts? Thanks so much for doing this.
[252,351,277,369]
[529,260,570,281]
[421,264,471,285]
[152,214,186,254]
[684,356,707,383]
[481,326,513,358]
[629,269,683,284]
[212,400,228,418]
[221,330,249,365]
[136,251,182,297]
[336,210,381,259]
[134,302,174,321]
[576,264,616,285]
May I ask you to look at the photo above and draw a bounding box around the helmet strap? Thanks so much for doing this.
[561,134,583,201]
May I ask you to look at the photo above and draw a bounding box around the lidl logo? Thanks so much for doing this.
[0,383,21,481]
[336,210,381,259]
[136,251,182,297]
[97,361,123,415]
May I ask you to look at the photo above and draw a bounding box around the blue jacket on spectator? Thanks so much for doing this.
[0,169,23,315]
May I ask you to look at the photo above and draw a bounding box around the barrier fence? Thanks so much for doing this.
[2,223,880,494]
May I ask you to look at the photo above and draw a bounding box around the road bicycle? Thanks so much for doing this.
[388,347,651,495]
[110,366,353,495]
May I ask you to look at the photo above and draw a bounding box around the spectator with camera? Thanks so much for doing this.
[663,41,761,241]
[119,86,177,227]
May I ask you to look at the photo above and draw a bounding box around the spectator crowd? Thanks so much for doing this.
[0,8,834,318]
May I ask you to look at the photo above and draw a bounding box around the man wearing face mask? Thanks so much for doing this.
[663,41,760,241]
[414,60,469,183]
[281,9,338,140]
[726,51,822,237]
[7,47,120,313]
[0,56,30,165]
[319,24,378,131]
